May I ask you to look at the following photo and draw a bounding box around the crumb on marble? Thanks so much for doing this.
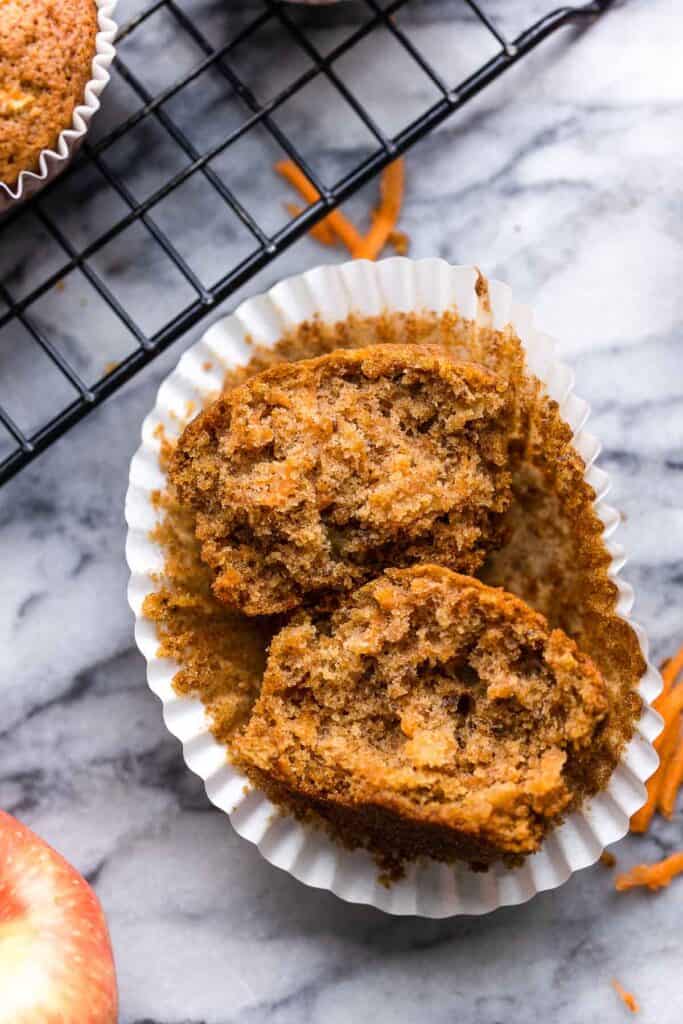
[388,229,410,255]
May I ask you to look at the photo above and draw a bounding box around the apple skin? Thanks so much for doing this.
[0,810,118,1024]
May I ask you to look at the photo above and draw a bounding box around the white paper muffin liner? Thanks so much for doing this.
[125,258,662,917]
[0,0,118,212]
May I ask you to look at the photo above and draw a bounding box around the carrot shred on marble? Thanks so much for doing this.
[276,157,407,260]
[659,739,683,819]
[612,979,639,1014]
[284,202,337,247]
[655,674,683,819]
[352,158,405,261]
[630,642,683,832]
[615,852,683,892]
[275,160,364,254]
[631,718,679,833]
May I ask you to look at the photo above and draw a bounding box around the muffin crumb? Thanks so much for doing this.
[171,345,514,615]
[233,567,611,870]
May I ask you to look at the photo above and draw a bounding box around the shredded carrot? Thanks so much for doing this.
[659,732,683,818]
[352,159,405,261]
[612,979,639,1013]
[599,851,616,868]
[275,160,364,254]
[276,158,407,260]
[284,202,337,247]
[630,644,683,833]
[630,717,680,832]
[615,852,683,892]
[656,645,683,824]
[629,792,656,834]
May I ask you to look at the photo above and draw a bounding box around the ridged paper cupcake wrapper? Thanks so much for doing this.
[0,0,118,211]
[125,258,662,917]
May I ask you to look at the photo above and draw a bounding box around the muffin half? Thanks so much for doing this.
[170,345,514,615]
[232,566,611,872]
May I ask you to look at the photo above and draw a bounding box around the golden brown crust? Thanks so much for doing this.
[0,0,98,187]
[171,345,514,615]
[232,566,610,869]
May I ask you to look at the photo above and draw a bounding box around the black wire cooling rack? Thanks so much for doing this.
[0,0,611,485]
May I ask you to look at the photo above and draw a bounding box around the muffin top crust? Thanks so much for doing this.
[0,0,98,187]
[170,344,515,615]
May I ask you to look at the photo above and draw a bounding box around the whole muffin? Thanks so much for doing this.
[232,566,611,872]
[0,0,99,188]
[170,345,514,615]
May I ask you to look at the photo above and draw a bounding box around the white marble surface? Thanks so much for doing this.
[2,0,683,1020]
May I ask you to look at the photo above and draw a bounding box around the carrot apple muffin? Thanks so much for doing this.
[146,301,645,874]
[170,345,514,615]
[0,0,98,187]
[232,566,612,871]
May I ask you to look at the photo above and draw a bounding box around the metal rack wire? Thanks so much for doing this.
[0,0,611,485]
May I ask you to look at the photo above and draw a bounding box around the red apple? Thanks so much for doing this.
[0,810,117,1023]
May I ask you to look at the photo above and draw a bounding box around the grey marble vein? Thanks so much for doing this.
[1,0,683,1021]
